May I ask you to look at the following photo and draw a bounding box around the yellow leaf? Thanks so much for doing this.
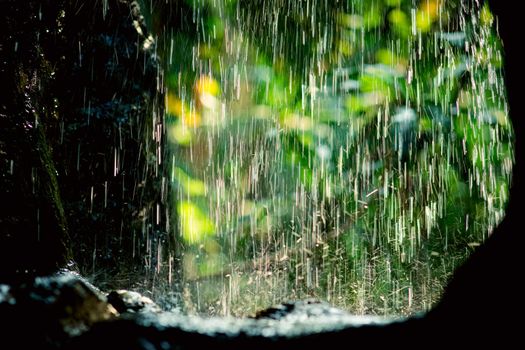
[167,93,183,116]
[178,201,215,244]
[195,75,220,97]
[166,93,201,127]
[416,0,440,33]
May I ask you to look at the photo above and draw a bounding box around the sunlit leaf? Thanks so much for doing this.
[178,201,215,244]
[195,75,220,97]
[388,9,410,36]
[339,13,364,29]
[480,3,494,26]
[167,93,202,127]
[168,123,193,145]
[173,167,206,196]
[416,0,440,33]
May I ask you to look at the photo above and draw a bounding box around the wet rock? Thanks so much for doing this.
[0,272,117,347]
[108,290,162,314]
[0,272,423,350]
[253,299,349,321]
[66,300,392,350]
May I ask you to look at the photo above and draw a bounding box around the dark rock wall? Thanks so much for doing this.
[54,0,170,289]
[0,0,72,279]
[0,0,171,287]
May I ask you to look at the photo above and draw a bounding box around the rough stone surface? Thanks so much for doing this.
[0,272,117,347]
[0,273,399,349]
[108,290,163,314]
[67,299,398,350]
[253,299,351,320]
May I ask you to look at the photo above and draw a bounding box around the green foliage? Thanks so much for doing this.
[160,0,513,316]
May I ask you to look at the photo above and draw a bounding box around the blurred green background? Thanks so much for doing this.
[143,0,513,316]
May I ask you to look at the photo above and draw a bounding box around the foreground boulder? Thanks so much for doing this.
[0,272,117,347]
[0,273,395,349]
[67,301,393,350]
